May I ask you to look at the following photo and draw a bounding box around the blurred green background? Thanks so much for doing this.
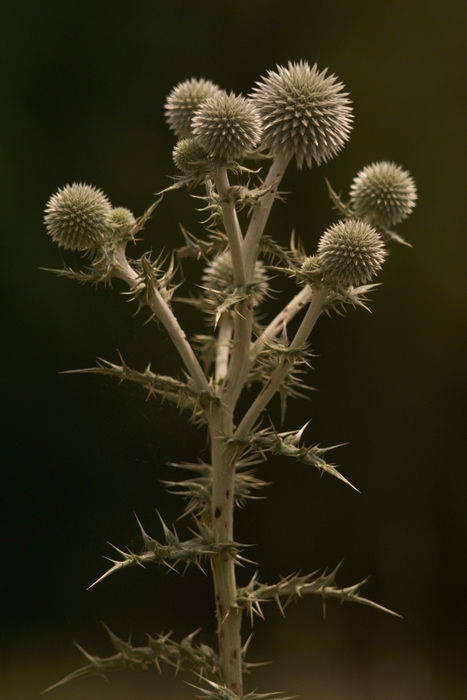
[1,1,466,698]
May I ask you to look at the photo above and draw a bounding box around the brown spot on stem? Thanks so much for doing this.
[214,507,222,518]
[225,489,230,498]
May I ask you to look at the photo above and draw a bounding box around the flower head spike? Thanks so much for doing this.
[317,219,386,287]
[165,78,222,139]
[250,61,353,169]
[191,91,263,162]
[350,161,417,228]
[44,183,112,251]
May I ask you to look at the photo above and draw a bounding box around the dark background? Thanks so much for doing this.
[1,1,466,698]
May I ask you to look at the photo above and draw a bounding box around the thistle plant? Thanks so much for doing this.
[42,61,417,699]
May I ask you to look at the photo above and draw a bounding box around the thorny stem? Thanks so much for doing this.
[213,169,253,413]
[250,285,313,362]
[242,151,292,280]
[234,283,329,442]
[213,167,245,286]
[207,409,243,696]
[114,254,210,393]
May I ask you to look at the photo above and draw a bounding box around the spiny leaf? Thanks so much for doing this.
[236,563,401,623]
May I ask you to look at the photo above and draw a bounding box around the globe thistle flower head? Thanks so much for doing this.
[250,61,353,169]
[202,250,269,305]
[108,207,136,241]
[44,183,112,251]
[173,138,210,173]
[350,161,417,228]
[165,78,221,139]
[317,219,386,287]
[191,91,263,162]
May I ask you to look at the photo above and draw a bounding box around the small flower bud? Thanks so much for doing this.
[317,219,386,287]
[250,61,353,169]
[165,78,221,139]
[44,183,112,251]
[109,207,136,240]
[172,138,210,173]
[350,161,417,228]
[191,91,263,162]
[299,255,323,284]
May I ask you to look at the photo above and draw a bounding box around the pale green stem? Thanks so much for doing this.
[207,409,243,696]
[213,168,245,286]
[114,251,210,393]
[242,151,293,280]
[234,284,328,442]
[215,313,234,383]
[212,169,253,412]
[250,285,313,362]
[223,299,253,412]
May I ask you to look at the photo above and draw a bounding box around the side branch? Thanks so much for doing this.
[235,284,328,441]
[114,262,210,393]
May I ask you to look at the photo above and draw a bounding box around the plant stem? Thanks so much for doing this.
[215,313,234,382]
[214,168,245,286]
[242,151,292,279]
[234,283,328,441]
[208,410,243,696]
[250,285,313,361]
[114,255,210,393]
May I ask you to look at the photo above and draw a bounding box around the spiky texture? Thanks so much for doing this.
[44,183,112,251]
[202,249,269,305]
[173,138,210,173]
[165,78,221,139]
[108,207,136,240]
[350,161,417,228]
[250,61,353,169]
[191,92,263,161]
[317,219,386,287]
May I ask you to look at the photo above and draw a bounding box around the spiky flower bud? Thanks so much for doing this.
[250,61,353,169]
[349,161,417,228]
[173,138,210,173]
[191,91,262,162]
[299,255,323,284]
[202,250,269,304]
[108,207,136,241]
[317,219,386,287]
[165,78,221,139]
[44,183,112,251]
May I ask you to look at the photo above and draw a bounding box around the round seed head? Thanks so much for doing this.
[250,61,353,169]
[165,78,221,139]
[350,161,417,228]
[191,91,263,161]
[173,138,210,173]
[44,183,112,251]
[317,219,386,287]
[202,250,269,304]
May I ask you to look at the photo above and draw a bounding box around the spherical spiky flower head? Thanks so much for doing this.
[349,161,417,228]
[250,61,353,169]
[317,219,386,287]
[165,78,221,139]
[202,250,269,304]
[44,183,112,251]
[191,91,263,162]
[108,207,136,241]
[173,138,210,173]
